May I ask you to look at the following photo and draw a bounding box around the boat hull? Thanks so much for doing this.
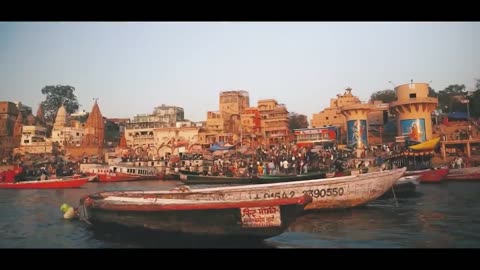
[446,167,480,181]
[379,176,420,199]
[81,195,310,239]
[93,168,406,211]
[180,172,327,185]
[404,168,449,183]
[0,177,90,189]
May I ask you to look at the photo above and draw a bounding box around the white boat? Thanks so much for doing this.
[81,168,406,211]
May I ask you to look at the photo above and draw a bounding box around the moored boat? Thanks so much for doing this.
[179,171,327,185]
[446,166,480,181]
[379,175,420,199]
[79,192,312,240]
[0,175,93,189]
[179,174,254,185]
[404,167,449,183]
[89,168,406,211]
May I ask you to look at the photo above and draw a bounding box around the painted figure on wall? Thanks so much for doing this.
[347,120,367,149]
[401,119,426,142]
[409,122,420,141]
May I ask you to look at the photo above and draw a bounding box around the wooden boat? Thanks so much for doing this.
[256,172,327,184]
[92,168,406,211]
[0,175,93,189]
[408,137,441,151]
[379,175,420,199]
[446,166,480,181]
[179,174,254,185]
[404,167,449,183]
[179,171,327,185]
[79,192,312,240]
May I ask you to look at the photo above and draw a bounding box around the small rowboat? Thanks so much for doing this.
[79,192,311,240]
[0,175,93,189]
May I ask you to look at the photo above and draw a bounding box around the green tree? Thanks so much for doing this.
[428,87,438,98]
[41,85,80,122]
[288,113,309,130]
[437,84,466,113]
[469,79,480,118]
[370,89,396,103]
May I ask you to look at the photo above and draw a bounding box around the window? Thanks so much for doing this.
[76,133,79,136]
[24,140,29,143]
[326,117,329,120]
[409,93,416,98]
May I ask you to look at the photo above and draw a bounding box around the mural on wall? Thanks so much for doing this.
[347,120,367,149]
[400,118,426,142]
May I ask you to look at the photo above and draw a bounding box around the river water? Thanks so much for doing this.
[1,180,479,248]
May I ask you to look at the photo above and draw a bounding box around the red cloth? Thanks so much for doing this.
[1,170,15,183]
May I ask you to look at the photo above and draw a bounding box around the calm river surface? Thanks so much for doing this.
[1,180,479,248]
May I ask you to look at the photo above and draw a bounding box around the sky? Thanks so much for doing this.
[0,22,479,122]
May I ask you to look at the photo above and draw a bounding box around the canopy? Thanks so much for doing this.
[208,143,234,152]
[448,112,468,120]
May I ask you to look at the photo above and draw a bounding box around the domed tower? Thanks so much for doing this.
[118,132,127,148]
[390,82,438,142]
[83,100,104,146]
[36,104,45,126]
[53,104,69,129]
[13,112,23,137]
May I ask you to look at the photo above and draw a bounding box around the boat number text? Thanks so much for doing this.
[302,187,344,198]
[262,188,344,199]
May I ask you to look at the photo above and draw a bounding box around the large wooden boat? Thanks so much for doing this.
[79,192,311,240]
[88,168,406,211]
[446,166,480,181]
[0,175,93,189]
[179,171,327,185]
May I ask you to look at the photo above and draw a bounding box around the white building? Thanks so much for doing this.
[15,125,54,154]
[51,104,85,147]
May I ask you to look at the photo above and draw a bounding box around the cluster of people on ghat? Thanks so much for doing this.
[179,143,371,177]
[0,162,80,183]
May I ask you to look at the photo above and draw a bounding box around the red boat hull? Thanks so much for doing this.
[405,168,449,183]
[89,173,161,182]
[0,177,89,189]
[445,173,480,181]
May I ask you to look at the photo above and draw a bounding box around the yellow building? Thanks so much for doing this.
[239,107,262,146]
[390,82,438,142]
[201,90,290,147]
[202,90,250,145]
[311,88,361,143]
[257,99,289,145]
[0,101,20,157]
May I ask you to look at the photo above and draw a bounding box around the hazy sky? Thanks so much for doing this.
[1,22,479,122]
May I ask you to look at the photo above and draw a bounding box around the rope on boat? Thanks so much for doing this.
[76,204,92,226]
[391,186,399,207]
